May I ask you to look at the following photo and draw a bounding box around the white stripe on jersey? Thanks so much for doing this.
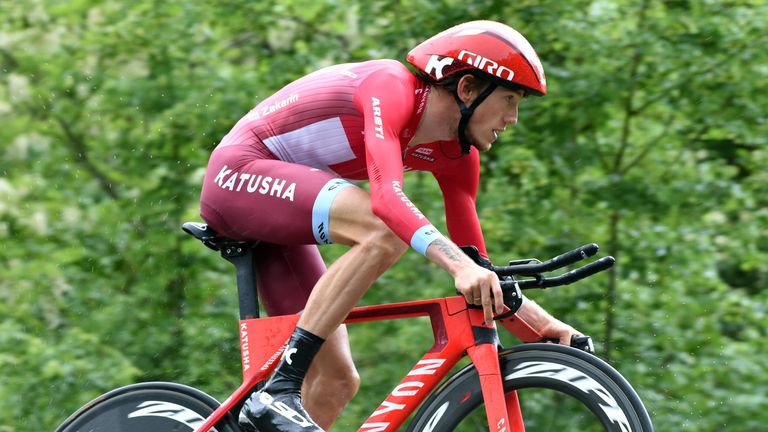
[263,117,355,173]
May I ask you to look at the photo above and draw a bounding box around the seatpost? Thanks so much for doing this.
[220,244,260,320]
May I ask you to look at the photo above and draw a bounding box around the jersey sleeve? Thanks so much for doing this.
[355,68,445,255]
[433,149,489,258]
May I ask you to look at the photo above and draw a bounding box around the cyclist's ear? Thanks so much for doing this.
[456,73,494,105]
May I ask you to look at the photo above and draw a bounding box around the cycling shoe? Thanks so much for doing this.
[239,389,323,432]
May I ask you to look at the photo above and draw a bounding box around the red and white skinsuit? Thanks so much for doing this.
[201,59,487,314]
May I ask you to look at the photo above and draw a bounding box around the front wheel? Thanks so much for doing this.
[407,343,653,431]
[55,381,240,432]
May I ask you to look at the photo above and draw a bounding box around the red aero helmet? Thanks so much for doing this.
[407,20,547,96]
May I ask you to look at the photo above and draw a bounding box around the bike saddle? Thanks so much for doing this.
[182,221,257,252]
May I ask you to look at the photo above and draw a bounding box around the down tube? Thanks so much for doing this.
[357,351,464,432]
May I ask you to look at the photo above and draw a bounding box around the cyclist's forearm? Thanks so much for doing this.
[514,298,555,331]
[424,236,477,276]
[515,299,581,345]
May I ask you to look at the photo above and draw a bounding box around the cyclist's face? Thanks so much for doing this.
[467,87,524,152]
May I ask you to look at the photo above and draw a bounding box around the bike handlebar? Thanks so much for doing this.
[493,243,600,276]
[461,243,615,293]
[464,242,615,323]
[513,256,615,289]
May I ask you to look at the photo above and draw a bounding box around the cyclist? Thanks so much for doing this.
[199,20,583,431]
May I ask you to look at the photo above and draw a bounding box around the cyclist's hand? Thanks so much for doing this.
[455,264,504,325]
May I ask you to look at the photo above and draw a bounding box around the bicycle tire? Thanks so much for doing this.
[407,343,653,432]
[55,381,240,432]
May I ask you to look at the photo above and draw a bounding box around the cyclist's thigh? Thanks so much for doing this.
[254,243,326,316]
[327,186,398,246]
[200,145,354,245]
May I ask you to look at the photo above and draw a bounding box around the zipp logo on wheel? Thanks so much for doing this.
[506,361,632,431]
[258,392,314,428]
[127,401,218,432]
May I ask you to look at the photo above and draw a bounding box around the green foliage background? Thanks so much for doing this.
[1,0,766,430]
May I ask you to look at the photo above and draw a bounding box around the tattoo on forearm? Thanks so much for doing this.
[433,238,463,262]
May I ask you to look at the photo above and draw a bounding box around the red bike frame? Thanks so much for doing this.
[194,295,543,432]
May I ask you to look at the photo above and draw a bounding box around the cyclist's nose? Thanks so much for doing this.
[504,107,518,125]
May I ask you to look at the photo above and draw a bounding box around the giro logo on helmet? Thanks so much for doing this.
[423,52,515,82]
[457,50,515,81]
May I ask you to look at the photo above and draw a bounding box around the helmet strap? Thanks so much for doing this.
[454,81,498,154]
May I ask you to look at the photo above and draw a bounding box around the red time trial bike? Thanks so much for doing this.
[55,222,654,432]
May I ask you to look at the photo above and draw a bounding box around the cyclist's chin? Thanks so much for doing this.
[472,139,493,152]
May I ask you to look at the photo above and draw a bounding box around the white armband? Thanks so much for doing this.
[410,225,444,256]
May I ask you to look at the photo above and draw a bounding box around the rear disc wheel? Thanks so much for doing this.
[55,382,239,432]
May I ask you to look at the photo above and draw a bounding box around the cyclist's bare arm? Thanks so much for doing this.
[426,237,504,324]
[514,299,580,345]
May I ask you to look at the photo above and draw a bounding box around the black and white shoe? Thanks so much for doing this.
[239,390,323,432]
